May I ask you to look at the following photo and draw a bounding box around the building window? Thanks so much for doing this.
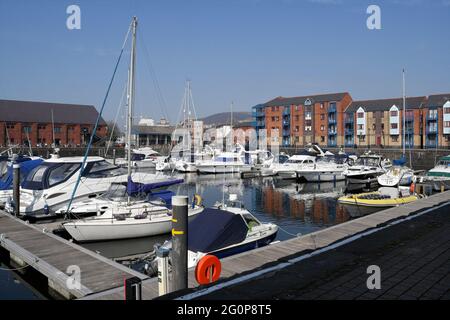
[295,115,299,121]
[391,110,398,117]
[68,126,75,131]
[357,112,364,118]
[275,116,279,121]
[23,126,32,133]
[320,103,324,109]
[359,136,365,142]
[295,105,299,111]
[391,123,398,129]
[444,108,450,114]
[6,123,15,129]
[320,125,324,131]
[305,112,312,119]
[372,124,376,130]
[271,117,275,121]
[320,136,325,142]
[54,127,62,133]
[392,136,398,142]
[38,124,46,130]
[429,109,437,117]
[444,121,450,128]
[320,114,325,120]
[271,106,275,112]
[358,124,364,130]
[381,123,384,130]
[295,126,299,132]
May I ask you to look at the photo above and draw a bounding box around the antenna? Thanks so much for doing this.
[402,68,406,157]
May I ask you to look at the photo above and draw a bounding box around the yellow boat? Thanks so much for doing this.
[338,191,419,207]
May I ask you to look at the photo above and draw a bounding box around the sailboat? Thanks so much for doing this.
[62,17,202,242]
[378,69,415,187]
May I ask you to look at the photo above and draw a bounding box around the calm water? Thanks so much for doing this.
[0,171,380,299]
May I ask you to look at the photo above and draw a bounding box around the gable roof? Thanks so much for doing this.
[0,99,106,125]
[427,94,450,108]
[345,96,426,113]
[264,92,349,107]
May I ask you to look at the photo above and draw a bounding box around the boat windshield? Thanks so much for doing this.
[0,160,8,177]
[355,157,380,167]
[242,213,260,229]
[214,156,237,162]
[23,162,81,190]
[437,160,450,167]
[84,160,126,178]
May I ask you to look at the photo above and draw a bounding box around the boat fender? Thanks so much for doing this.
[195,255,221,285]
[410,183,415,194]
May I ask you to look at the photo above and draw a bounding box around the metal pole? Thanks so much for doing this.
[171,195,188,292]
[13,162,20,217]
[113,149,116,165]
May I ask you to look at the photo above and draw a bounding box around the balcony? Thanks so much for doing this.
[328,140,337,147]
[283,120,290,127]
[283,129,290,136]
[328,104,337,112]
[328,118,336,124]
[345,139,354,147]
[427,126,438,134]
[345,128,354,135]
[405,115,414,122]
[344,117,354,124]
[283,108,290,116]
[427,113,438,121]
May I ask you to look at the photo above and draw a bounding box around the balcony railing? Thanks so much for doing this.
[283,120,290,127]
[283,108,290,115]
[344,117,354,124]
[427,126,438,133]
[328,118,336,124]
[345,128,354,135]
[283,130,290,136]
[427,113,438,121]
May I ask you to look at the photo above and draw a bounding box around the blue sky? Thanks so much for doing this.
[0,0,449,125]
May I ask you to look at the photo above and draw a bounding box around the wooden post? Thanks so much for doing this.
[171,196,188,292]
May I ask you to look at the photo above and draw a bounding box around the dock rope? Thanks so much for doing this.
[277,226,302,237]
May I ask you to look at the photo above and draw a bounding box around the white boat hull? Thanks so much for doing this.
[197,164,252,174]
[297,171,346,182]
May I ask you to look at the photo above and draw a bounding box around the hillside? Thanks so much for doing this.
[199,111,252,126]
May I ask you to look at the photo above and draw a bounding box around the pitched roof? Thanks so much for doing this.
[263,92,349,107]
[0,99,106,125]
[427,93,450,108]
[132,125,174,135]
[345,96,426,113]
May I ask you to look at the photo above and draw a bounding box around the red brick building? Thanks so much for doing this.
[0,100,108,147]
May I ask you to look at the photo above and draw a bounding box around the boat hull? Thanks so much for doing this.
[197,164,252,174]
[297,171,346,182]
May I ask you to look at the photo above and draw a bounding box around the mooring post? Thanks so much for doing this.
[156,245,171,296]
[113,149,116,165]
[171,195,188,292]
[13,161,20,217]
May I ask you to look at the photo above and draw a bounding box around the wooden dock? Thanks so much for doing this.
[84,190,450,300]
[0,211,147,299]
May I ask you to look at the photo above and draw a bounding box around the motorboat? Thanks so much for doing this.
[113,147,165,169]
[196,147,252,174]
[343,151,391,184]
[0,156,44,207]
[419,155,450,191]
[295,155,349,182]
[3,155,179,219]
[276,155,316,179]
[377,166,415,187]
[145,203,278,273]
[155,156,175,171]
[62,190,203,242]
[338,186,419,208]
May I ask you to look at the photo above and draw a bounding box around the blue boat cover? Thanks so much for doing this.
[188,208,248,253]
[0,158,43,190]
[126,176,183,196]
[393,155,406,166]
[147,190,174,208]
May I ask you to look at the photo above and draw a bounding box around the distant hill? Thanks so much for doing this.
[200,112,252,126]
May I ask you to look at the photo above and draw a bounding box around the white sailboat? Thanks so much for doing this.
[378,69,415,187]
[62,17,202,242]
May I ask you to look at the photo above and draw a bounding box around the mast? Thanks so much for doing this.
[402,68,406,157]
[127,16,137,205]
[51,109,55,147]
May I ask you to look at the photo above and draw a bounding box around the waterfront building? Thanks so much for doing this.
[344,96,426,149]
[0,99,107,147]
[424,94,450,148]
[252,93,353,147]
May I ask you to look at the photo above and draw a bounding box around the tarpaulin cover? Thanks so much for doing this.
[0,158,43,190]
[188,208,248,253]
[147,190,174,208]
[126,176,183,195]
[393,155,406,166]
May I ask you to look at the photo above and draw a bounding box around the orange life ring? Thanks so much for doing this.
[410,183,415,193]
[195,255,221,285]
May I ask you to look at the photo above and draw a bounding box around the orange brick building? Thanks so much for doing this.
[0,99,108,147]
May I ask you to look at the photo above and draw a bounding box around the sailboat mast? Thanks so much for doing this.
[402,68,406,156]
[127,16,137,204]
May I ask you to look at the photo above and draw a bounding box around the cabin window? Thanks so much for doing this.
[48,164,80,187]
[29,166,47,183]
[87,161,118,174]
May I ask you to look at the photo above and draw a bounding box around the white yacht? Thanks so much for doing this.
[114,147,164,169]
[343,152,391,184]
[420,155,450,190]
[296,156,348,182]
[276,155,316,179]
[196,147,252,174]
[377,165,415,187]
[4,155,179,219]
